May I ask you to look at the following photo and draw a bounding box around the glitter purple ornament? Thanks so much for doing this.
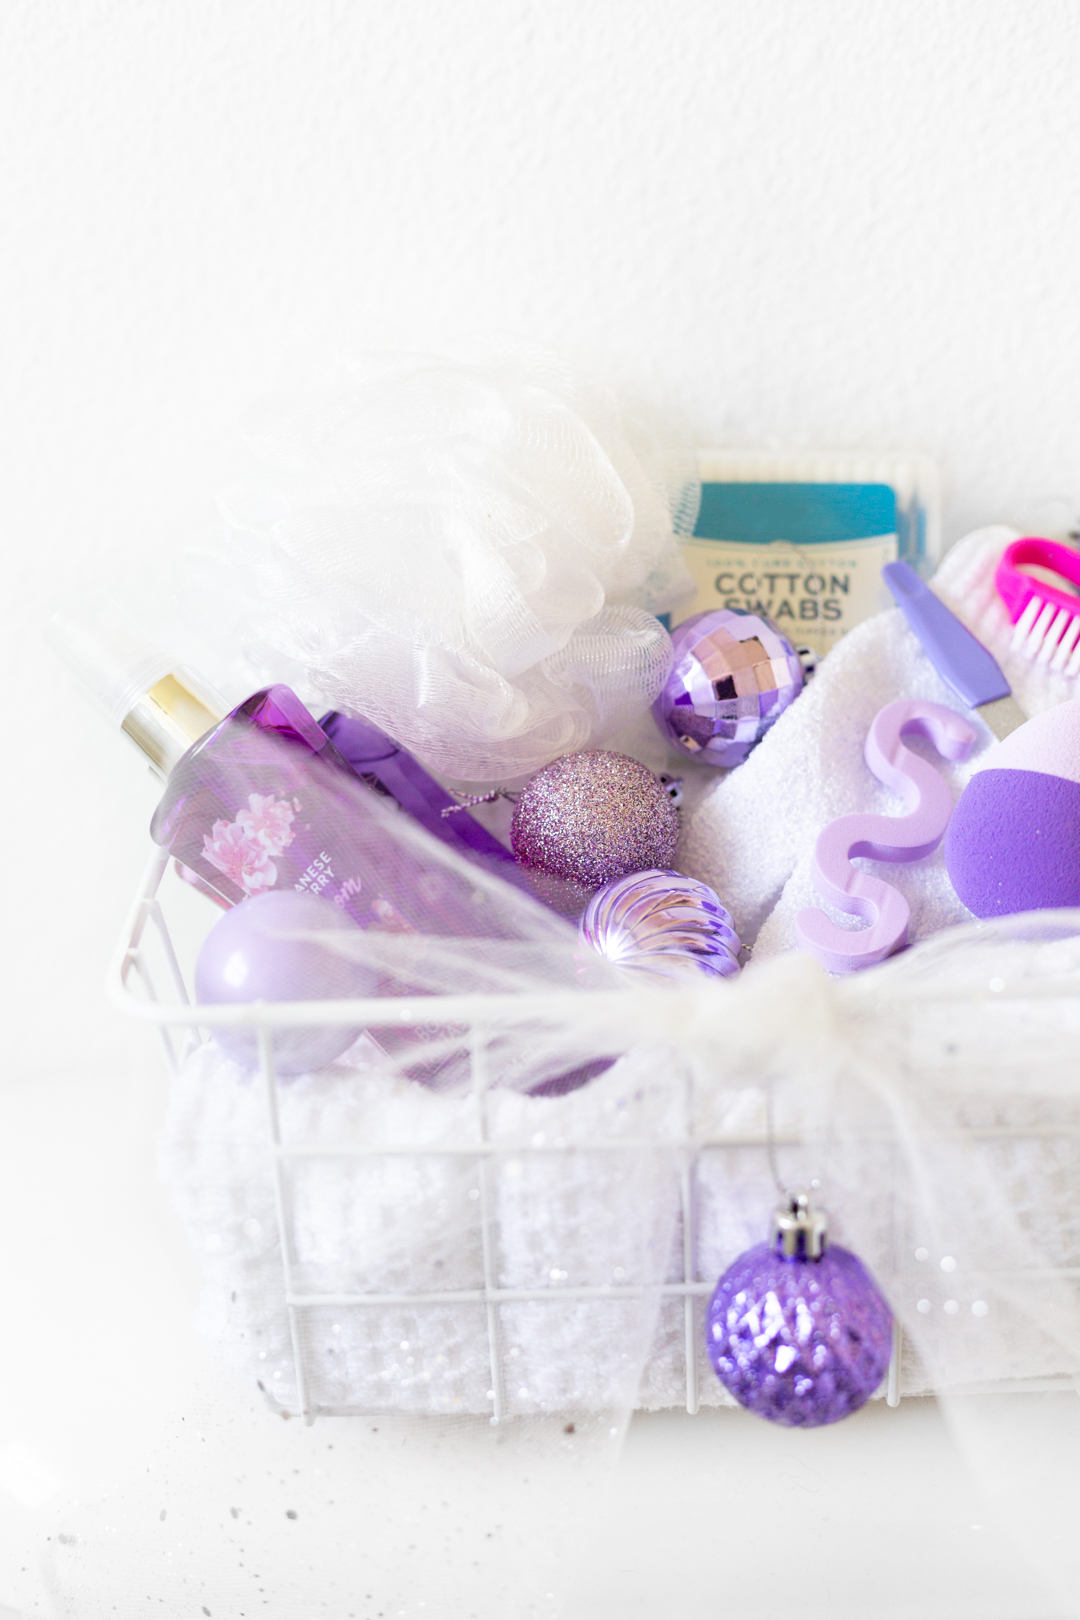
[706,1194,893,1427]
[580,869,741,983]
[654,608,804,768]
[511,750,679,890]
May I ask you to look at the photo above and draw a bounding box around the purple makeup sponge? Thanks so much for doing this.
[944,699,1080,918]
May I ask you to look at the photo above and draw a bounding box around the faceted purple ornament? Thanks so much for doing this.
[706,1195,893,1427]
[654,609,804,768]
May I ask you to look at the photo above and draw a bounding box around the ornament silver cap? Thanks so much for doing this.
[771,1191,828,1260]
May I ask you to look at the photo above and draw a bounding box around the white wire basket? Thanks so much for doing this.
[111,847,1080,1426]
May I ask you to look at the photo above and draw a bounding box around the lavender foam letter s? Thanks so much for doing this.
[794,699,978,974]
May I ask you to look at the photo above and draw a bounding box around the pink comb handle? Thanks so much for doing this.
[995,538,1080,623]
[794,699,977,974]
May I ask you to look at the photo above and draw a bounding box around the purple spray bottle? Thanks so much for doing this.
[49,596,523,925]
[47,596,590,1087]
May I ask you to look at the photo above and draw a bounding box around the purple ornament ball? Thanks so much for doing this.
[195,890,373,1076]
[580,869,741,983]
[654,608,804,768]
[706,1242,893,1427]
[511,750,679,889]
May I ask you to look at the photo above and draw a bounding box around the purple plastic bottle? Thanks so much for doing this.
[319,709,520,876]
[148,685,523,1084]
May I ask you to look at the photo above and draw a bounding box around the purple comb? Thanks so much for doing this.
[881,561,1026,739]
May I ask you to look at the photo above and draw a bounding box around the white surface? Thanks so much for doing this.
[4,2,1080,1612]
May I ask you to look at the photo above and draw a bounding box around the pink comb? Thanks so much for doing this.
[995,537,1080,673]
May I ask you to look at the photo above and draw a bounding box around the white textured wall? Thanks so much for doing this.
[5,0,1080,1077]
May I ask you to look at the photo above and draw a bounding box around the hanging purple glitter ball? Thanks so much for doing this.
[706,1197,893,1427]
[511,750,679,889]
[654,608,804,767]
[580,869,741,983]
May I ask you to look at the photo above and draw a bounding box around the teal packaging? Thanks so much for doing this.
[677,452,940,658]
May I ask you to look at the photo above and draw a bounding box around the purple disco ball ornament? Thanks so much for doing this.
[580,869,741,984]
[511,750,679,890]
[654,609,804,768]
[706,1195,893,1427]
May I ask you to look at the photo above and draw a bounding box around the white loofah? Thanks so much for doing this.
[200,347,698,783]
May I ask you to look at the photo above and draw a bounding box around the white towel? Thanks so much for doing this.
[161,1035,768,1417]
[679,526,1072,962]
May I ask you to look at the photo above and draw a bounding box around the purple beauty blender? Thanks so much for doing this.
[944,698,1080,918]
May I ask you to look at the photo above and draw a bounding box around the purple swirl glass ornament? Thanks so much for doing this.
[580,869,741,983]
[654,608,804,768]
[511,750,679,890]
[706,1195,893,1427]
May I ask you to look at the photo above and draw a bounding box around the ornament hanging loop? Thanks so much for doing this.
[771,1191,828,1261]
[440,787,519,818]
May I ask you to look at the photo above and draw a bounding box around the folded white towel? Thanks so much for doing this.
[679,526,1069,962]
[161,1036,773,1417]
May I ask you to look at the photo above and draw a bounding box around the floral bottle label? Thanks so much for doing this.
[198,790,414,932]
[202,793,301,897]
